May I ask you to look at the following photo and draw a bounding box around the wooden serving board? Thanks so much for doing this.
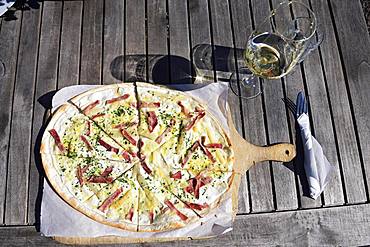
[53,106,296,245]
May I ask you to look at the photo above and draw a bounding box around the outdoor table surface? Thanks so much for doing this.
[1,0,370,246]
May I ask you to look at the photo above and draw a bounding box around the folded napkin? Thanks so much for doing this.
[297,113,334,199]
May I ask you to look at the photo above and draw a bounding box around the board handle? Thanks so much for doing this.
[250,143,296,164]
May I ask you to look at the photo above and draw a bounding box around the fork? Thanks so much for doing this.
[282,92,308,119]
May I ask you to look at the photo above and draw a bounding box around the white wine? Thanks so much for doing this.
[244,32,302,79]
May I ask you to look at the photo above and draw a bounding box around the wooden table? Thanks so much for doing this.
[1,0,370,245]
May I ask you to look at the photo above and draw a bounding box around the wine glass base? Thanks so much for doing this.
[229,67,262,100]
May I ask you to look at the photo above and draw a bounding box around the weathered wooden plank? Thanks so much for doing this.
[306,0,360,205]
[103,0,124,84]
[3,204,370,246]
[80,0,104,85]
[147,0,170,84]
[228,0,254,214]
[28,1,63,226]
[329,0,370,202]
[275,1,323,209]
[124,0,146,82]
[168,0,192,83]
[292,0,347,207]
[58,1,83,89]
[238,0,273,212]
[6,2,42,225]
[0,9,22,225]
[255,0,298,211]
[188,0,214,82]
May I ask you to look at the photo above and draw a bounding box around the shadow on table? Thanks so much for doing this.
[110,44,245,85]
[281,99,313,199]
[110,54,196,84]
[32,90,57,231]
[1,0,40,21]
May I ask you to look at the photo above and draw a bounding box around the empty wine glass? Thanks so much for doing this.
[230,0,321,99]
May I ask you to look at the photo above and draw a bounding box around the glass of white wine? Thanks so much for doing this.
[230,0,320,99]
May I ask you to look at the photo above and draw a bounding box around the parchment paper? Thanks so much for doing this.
[40,82,234,238]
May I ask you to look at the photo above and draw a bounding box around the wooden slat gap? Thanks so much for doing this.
[144,0,149,83]
[281,77,302,208]
[3,8,24,224]
[165,0,171,83]
[100,0,105,85]
[26,2,45,224]
[186,0,194,80]
[206,0,217,82]
[77,0,84,85]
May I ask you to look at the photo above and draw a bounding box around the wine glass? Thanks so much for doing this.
[230,0,321,99]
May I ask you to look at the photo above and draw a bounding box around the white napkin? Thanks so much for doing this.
[297,113,334,199]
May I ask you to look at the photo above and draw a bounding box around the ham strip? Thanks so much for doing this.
[76,165,84,186]
[49,129,65,153]
[122,151,131,162]
[100,166,113,177]
[120,129,137,146]
[199,136,216,163]
[82,100,100,114]
[155,119,175,144]
[98,139,119,154]
[85,121,91,136]
[184,111,205,131]
[141,161,152,174]
[98,187,124,212]
[185,175,212,199]
[125,207,134,221]
[149,210,154,224]
[113,122,138,129]
[187,202,209,211]
[170,171,182,180]
[92,113,105,119]
[147,111,158,133]
[164,200,188,221]
[80,135,93,150]
[181,141,200,167]
[177,101,191,117]
[106,94,130,104]
[204,143,223,149]
[88,176,114,184]
[136,102,160,108]
[127,149,137,158]
[184,178,196,194]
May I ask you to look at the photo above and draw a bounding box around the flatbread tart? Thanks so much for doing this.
[41,83,235,232]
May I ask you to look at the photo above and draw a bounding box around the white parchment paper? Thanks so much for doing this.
[40,82,234,238]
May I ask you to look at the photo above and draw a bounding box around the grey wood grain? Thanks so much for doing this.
[329,0,370,202]
[291,0,347,206]
[284,68,324,209]
[275,1,323,209]
[27,1,63,226]
[103,0,124,84]
[188,0,214,82]
[168,0,192,83]
[3,204,370,246]
[0,8,22,225]
[125,0,146,82]
[238,0,273,213]
[147,0,170,84]
[228,0,254,214]
[308,0,362,205]
[58,0,83,89]
[6,3,42,226]
[80,0,104,85]
[259,0,298,211]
